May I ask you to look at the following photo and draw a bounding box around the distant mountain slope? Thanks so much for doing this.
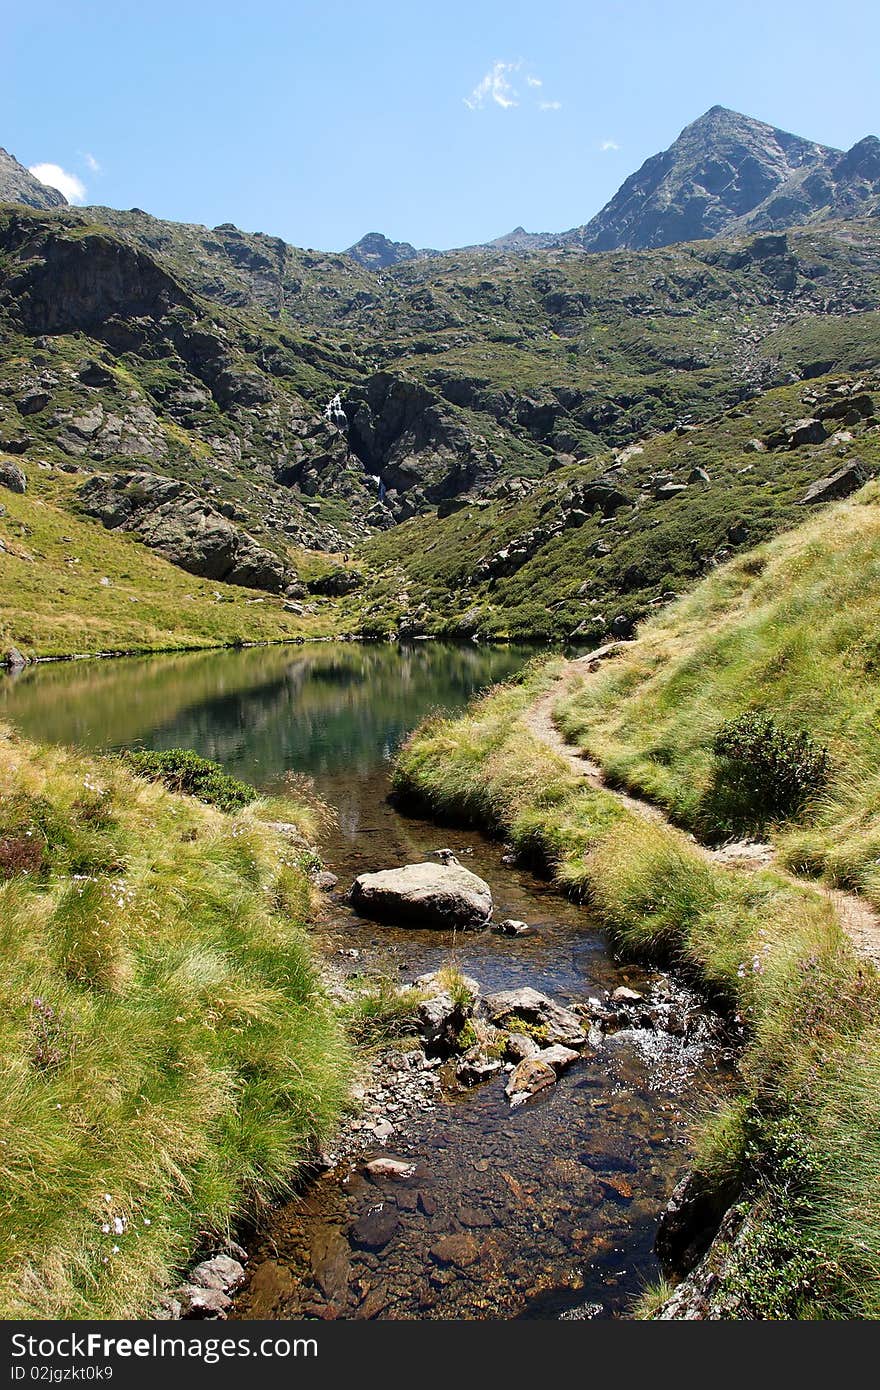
[0,147,68,210]
[345,231,438,270]
[568,106,840,251]
[732,134,880,233]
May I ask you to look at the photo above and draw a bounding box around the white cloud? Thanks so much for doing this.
[83,152,101,173]
[599,139,620,152]
[464,62,562,113]
[28,162,86,203]
[464,59,521,110]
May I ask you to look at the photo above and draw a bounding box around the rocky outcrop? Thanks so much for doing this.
[483,986,587,1048]
[799,460,869,505]
[0,217,197,338]
[655,1170,741,1276]
[349,861,493,930]
[0,459,26,493]
[344,232,436,270]
[0,147,68,210]
[342,372,491,507]
[78,472,294,592]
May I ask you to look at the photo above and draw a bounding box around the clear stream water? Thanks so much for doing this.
[0,641,733,1320]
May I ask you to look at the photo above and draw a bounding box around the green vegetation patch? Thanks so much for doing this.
[0,723,350,1318]
[121,748,258,813]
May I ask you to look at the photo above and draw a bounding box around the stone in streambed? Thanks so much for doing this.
[536,1043,579,1073]
[309,1227,350,1302]
[189,1255,246,1294]
[505,1056,557,1106]
[363,1156,419,1180]
[349,862,492,930]
[429,1231,481,1268]
[505,1032,541,1062]
[349,1205,400,1251]
[492,918,537,937]
[455,1048,503,1086]
[484,986,587,1048]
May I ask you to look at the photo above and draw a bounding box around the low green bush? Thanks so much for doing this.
[121,748,257,812]
[706,712,831,834]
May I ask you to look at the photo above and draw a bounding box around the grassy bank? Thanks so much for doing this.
[0,469,340,658]
[0,726,350,1318]
[554,480,880,907]
[394,650,880,1315]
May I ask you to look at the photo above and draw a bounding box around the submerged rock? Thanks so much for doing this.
[429,1231,481,1268]
[349,862,493,930]
[349,1205,400,1251]
[492,918,537,937]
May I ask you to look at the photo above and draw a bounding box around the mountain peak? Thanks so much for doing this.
[570,108,841,252]
[0,147,68,210]
[345,231,432,270]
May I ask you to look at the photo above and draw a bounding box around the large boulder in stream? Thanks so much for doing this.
[349,861,492,930]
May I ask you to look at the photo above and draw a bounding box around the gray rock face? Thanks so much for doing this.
[342,371,489,507]
[0,147,68,210]
[78,471,293,592]
[799,460,869,505]
[345,232,436,270]
[567,107,842,252]
[0,459,26,493]
[483,986,587,1048]
[349,862,493,930]
[655,1168,743,1288]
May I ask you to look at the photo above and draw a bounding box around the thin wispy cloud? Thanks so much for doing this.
[464,60,520,110]
[83,152,101,173]
[28,162,86,203]
[464,61,561,113]
[599,139,620,151]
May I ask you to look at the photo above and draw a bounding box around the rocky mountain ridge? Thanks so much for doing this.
[1,119,879,646]
[345,107,880,266]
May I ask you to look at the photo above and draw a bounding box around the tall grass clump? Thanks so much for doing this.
[0,723,350,1319]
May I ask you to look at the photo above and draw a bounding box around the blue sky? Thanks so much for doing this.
[4,0,879,251]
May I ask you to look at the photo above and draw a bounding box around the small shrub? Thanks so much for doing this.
[0,834,45,879]
[121,748,257,812]
[704,712,831,834]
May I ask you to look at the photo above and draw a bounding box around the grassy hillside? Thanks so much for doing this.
[393,486,880,1317]
[0,467,341,657]
[0,725,349,1318]
[555,477,880,905]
